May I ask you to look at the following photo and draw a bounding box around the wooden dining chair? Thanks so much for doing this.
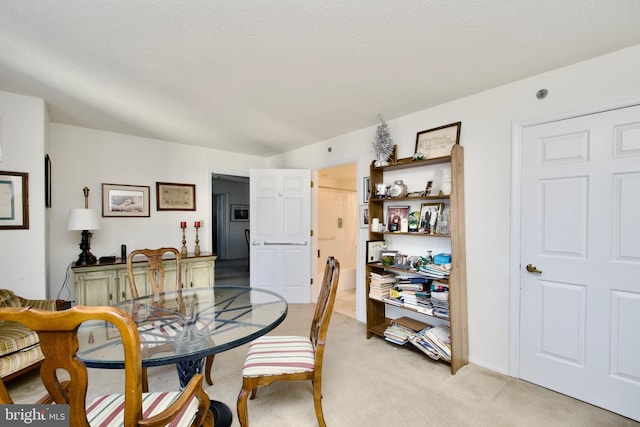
[236,256,340,427]
[127,247,215,389]
[0,305,213,427]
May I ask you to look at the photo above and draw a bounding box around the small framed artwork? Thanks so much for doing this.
[381,250,398,267]
[386,205,409,232]
[44,154,52,208]
[156,182,196,211]
[0,171,29,229]
[420,202,443,234]
[415,121,461,159]
[366,240,386,263]
[424,180,434,196]
[363,176,371,203]
[231,204,249,221]
[360,205,369,228]
[102,183,150,217]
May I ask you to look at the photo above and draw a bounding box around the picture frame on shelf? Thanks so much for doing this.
[363,176,371,203]
[230,204,249,221]
[380,250,398,267]
[386,205,409,232]
[360,204,369,228]
[0,171,29,230]
[366,240,386,263]
[424,180,434,196]
[419,202,443,234]
[102,183,150,217]
[415,121,461,159]
[156,182,196,211]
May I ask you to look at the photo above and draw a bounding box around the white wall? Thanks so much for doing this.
[270,44,640,374]
[0,90,47,299]
[47,124,269,301]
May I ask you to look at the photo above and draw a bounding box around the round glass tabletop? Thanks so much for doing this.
[77,286,288,369]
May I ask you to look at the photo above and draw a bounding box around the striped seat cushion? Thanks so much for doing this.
[242,335,315,377]
[86,390,201,426]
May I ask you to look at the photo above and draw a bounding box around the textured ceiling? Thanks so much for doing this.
[1,1,639,157]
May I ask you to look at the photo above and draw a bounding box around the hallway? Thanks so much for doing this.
[215,258,356,319]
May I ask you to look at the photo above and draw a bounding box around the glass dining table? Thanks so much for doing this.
[76,286,288,427]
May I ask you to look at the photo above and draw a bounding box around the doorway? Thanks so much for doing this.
[317,162,357,318]
[211,174,250,286]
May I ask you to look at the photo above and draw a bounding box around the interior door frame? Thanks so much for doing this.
[508,97,640,377]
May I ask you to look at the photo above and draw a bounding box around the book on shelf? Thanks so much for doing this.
[396,276,431,284]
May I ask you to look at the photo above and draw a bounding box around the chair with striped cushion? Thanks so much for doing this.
[0,305,214,427]
[237,256,340,427]
[127,247,215,390]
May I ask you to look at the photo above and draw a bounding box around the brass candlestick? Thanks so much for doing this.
[180,224,188,257]
[194,224,201,256]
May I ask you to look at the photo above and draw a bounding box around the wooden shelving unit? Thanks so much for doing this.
[365,144,468,374]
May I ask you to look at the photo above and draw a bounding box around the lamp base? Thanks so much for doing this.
[75,229,97,265]
[75,251,97,266]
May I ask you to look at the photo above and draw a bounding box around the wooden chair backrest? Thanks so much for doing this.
[0,306,144,426]
[309,256,340,370]
[127,247,182,298]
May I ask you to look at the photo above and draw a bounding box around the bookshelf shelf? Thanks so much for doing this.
[365,144,468,374]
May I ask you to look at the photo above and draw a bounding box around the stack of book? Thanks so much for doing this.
[431,282,449,319]
[369,271,397,301]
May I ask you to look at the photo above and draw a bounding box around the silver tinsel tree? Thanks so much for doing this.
[373,114,393,166]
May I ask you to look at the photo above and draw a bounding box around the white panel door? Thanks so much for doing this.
[249,169,311,303]
[520,104,640,421]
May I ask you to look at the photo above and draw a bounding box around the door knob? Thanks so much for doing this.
[526,264,542,274]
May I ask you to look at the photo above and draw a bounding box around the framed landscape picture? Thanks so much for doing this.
[156,182,196,211]
[102,183,150,217]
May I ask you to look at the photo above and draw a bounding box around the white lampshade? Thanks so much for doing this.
[67,208,101,231]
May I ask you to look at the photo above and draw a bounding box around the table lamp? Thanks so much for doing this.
[67,187,100,265]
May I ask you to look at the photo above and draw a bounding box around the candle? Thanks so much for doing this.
[371,218,380,232]
[180,221,186,228]
[194,221,201,227]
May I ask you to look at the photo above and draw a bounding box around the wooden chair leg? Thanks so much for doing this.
[237,383,251,427]
[141,367,149,393]
[204,355,214,386]
[313,378,326,427]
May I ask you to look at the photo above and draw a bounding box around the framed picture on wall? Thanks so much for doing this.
[156,182,196,211]
[102,183,150,217]
[0,171,29,229]
[231,204,249,221]
[360,204,369,228]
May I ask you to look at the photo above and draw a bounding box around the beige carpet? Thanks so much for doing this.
[6,303,637,427]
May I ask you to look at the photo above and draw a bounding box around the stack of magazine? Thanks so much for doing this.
[417,262,451,280]
[409,325,451,361]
